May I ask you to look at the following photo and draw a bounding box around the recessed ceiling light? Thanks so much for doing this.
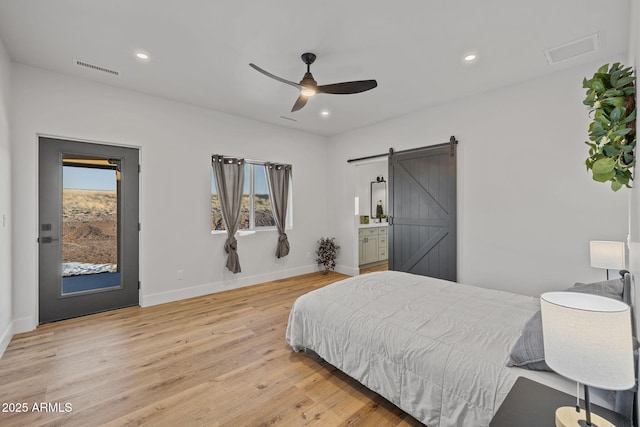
[320,110,330,117]
[135,52,149,60]
[464,53,477,62]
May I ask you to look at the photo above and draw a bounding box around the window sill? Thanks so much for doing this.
[210,227,292,236]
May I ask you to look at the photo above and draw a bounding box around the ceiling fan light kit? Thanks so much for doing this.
[249,52,377,112]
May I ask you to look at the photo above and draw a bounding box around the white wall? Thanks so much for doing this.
[627,0,640,336]
[327,58,630,296]
[0,37,12,355]
[10,64,329,331]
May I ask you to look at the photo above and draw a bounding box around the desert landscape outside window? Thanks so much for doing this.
[62,157,121,294]
[211,162,277,231]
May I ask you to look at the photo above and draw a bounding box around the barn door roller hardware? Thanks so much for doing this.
[347,136,458,163]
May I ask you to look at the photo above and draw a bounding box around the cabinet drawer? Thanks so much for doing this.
[378,236,386,246]
[378,227,387,236]
[378,247,387,259]
[359,228,377,237]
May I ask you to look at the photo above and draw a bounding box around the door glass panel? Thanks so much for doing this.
[61,157,120,295]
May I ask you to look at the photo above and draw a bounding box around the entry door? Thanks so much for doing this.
[39,137,139,323]
[388,145,456,281]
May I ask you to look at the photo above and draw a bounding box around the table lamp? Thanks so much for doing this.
[540,292,634,427]
[590,241,626,280]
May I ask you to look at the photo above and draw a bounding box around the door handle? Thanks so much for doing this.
[39,237,60,244]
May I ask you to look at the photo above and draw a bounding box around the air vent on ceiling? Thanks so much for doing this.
[73,59,120,76]
[279,116,298,122]
[543,33,600,65]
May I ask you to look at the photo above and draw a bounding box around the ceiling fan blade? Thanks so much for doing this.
[317,80,378,94]
[291,95,308,112]
[249,63,302,90]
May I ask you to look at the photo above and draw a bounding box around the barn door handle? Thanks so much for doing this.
[388,216,393,225]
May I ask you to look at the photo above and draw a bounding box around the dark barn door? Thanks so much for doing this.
[388,144,457,281]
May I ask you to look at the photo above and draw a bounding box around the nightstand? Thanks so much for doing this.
[490,377,631,427]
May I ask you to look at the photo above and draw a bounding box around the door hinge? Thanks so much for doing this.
[138,281,141,290]
[138,223,141,231]
[138,164,141,173]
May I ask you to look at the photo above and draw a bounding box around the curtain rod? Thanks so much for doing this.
[346,136,458,163]
[211,155,290,167]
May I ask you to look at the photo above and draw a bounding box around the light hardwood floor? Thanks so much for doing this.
[0,271,421,427]
[360,263,388,275]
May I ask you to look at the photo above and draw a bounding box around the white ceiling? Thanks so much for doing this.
[0,0,631,136]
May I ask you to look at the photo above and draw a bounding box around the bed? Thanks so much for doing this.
[285,270,632,426]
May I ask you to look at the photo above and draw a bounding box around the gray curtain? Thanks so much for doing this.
[212,155,245,273]
[265,162,292,258]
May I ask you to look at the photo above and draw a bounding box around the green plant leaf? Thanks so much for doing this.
[592,78,605,92]
[601,97,626,108]
[605,89,624,97]
[593,170,616,182]
[615,76,635,88]
[586,158,593,169]
[611,181,623,191]
[592,157,615,175]
[610,107,624,122]
[598,64,610,74]
[620,144,634,153]
[624,153,635,164]
[603,145,620,157]
[622,109,637,123]
[611,128,632,137]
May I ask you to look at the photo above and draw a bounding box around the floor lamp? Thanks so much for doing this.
[589,241,625,280]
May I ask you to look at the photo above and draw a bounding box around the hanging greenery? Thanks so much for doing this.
[316,237,340,275]
[583,63,636,191]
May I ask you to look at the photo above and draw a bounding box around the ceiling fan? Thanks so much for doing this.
[249,52,377,112]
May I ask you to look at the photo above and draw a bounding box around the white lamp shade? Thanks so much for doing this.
[540,292,634,390]
[589,240,626,269]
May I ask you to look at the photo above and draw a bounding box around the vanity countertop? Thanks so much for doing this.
[359,222,389,229]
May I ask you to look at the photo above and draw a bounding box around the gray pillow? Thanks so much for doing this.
[507,311,551,371]
[507,278,624,371]
[567,278,624,302]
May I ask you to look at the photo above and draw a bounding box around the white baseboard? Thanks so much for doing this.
[336,264,358,276]
[12,317,35,334]
[141,264,319,307]
[0,321,12,359]
[0,316,39,358]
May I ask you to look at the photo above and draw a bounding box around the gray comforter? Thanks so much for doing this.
[285,270,542,426]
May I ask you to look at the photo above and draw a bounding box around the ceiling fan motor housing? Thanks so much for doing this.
[300,72,317,87]
[301,52,316,65]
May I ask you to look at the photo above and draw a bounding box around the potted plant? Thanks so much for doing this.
[316,237,340,274]
[583,63,636,191]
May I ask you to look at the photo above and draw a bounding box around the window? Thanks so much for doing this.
[211,163,277,231]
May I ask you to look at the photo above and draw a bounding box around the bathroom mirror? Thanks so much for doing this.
[371,179,387,219]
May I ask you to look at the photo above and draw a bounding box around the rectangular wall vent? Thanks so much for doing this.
[543,33,600,65]
[279,115,298,122]
[73,59,120,76]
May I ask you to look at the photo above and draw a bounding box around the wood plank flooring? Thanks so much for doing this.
[0,272,421,427]
[360,263,388,275]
